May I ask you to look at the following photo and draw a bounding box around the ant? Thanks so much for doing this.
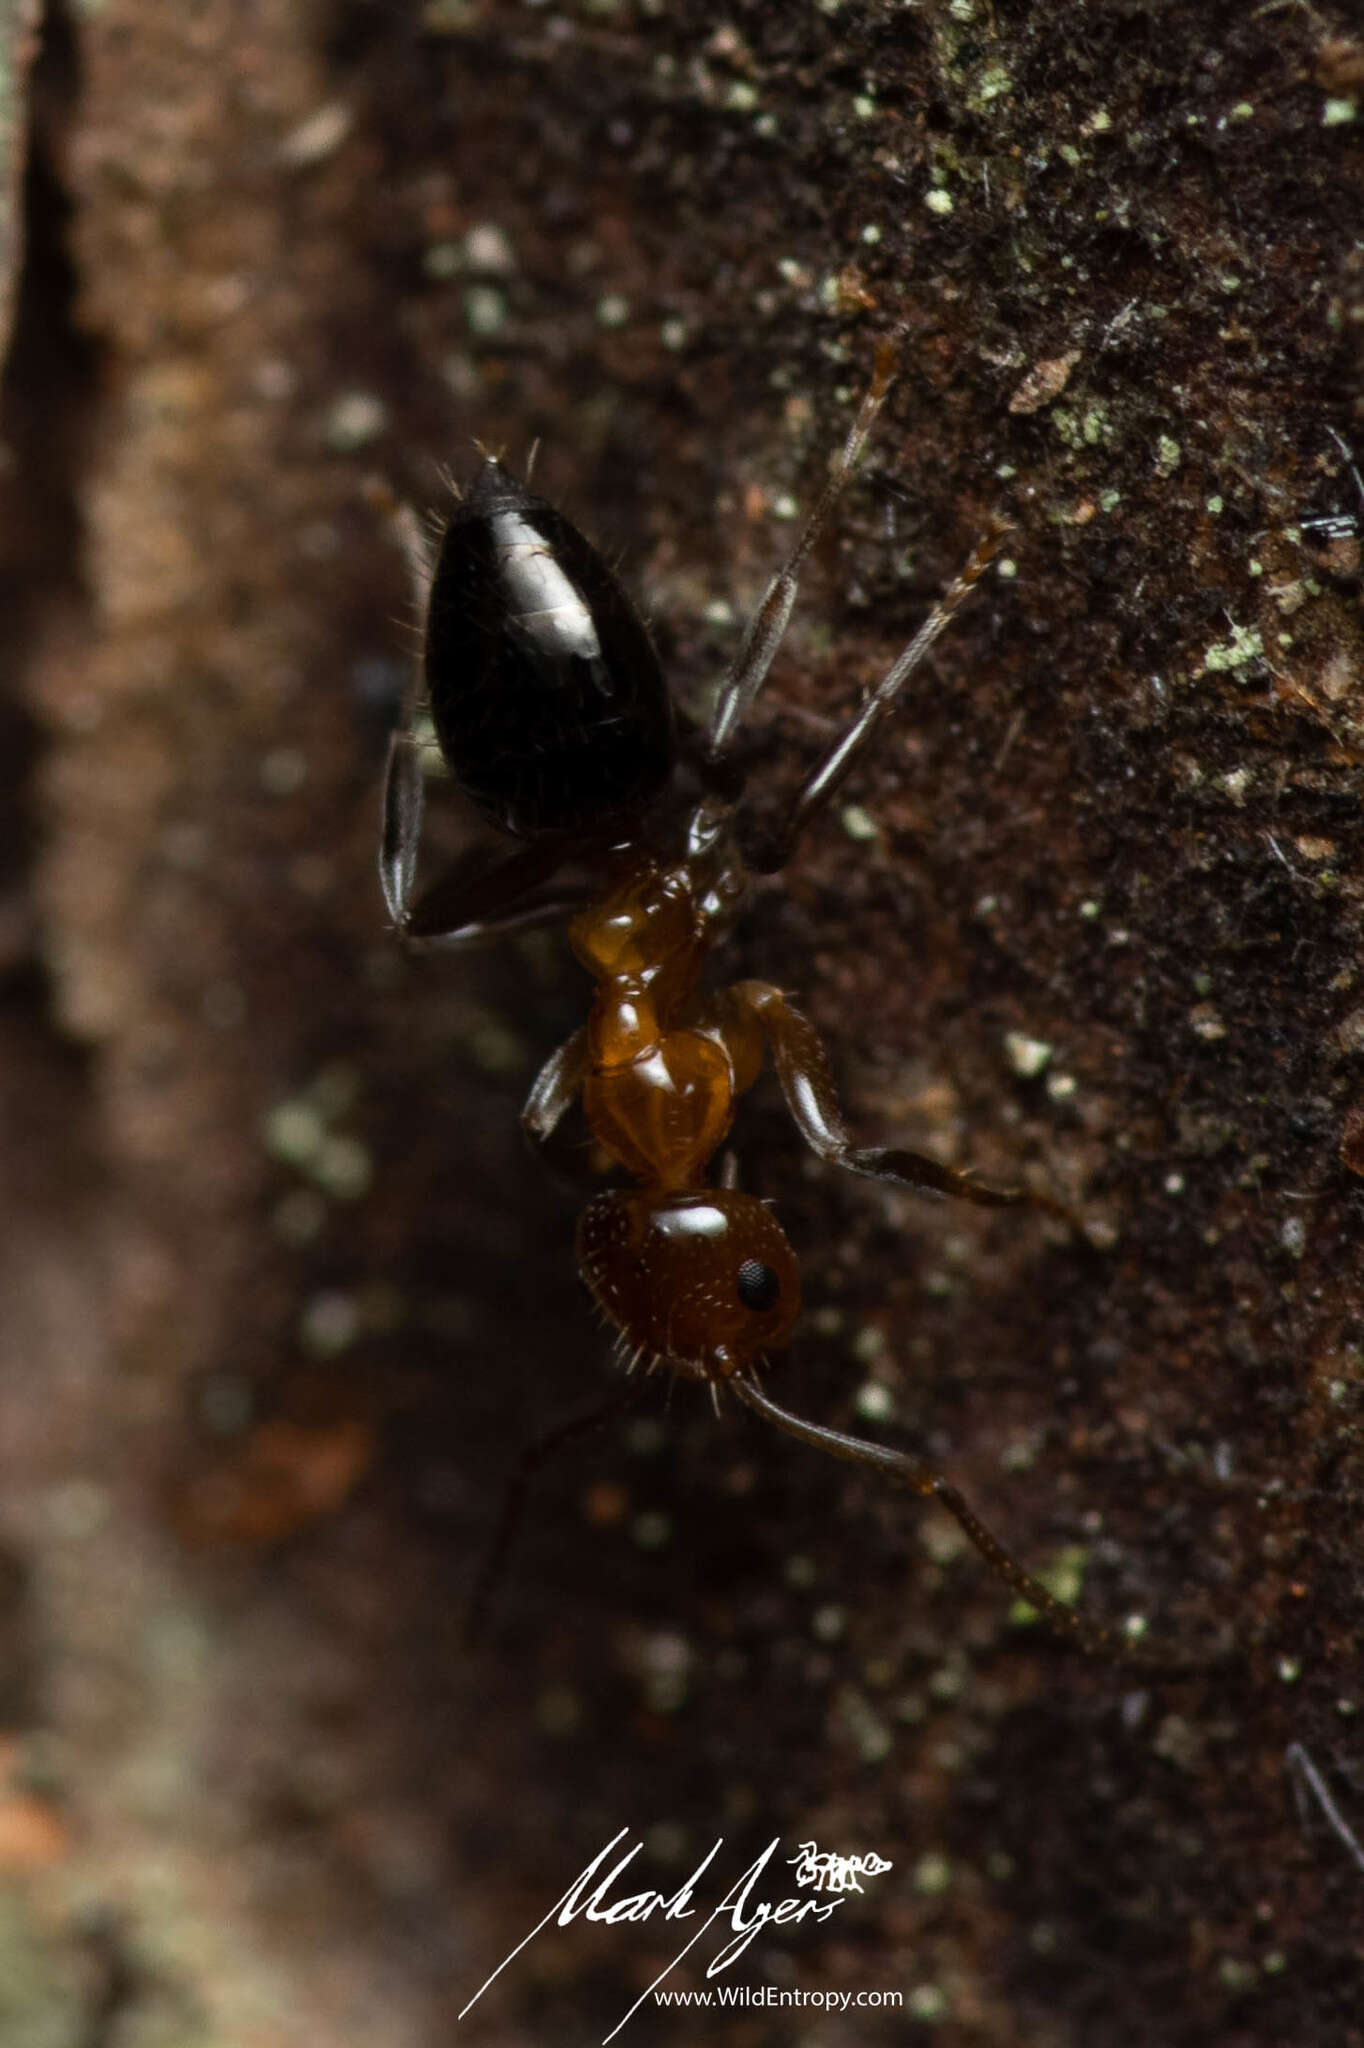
[380,351,1139,1662]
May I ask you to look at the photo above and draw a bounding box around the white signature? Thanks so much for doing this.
[788,1840,893,1893]
[458,1829,894,2043]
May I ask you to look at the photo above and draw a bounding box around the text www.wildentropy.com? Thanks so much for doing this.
[654,1986,904,2011]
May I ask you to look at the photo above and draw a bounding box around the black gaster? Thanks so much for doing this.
[425,460,674,839]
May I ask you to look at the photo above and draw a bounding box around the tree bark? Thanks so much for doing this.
[1,2,1361,2042]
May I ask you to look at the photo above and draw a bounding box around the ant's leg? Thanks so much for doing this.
[402,835,595,947]
[379,728,427,926]
[374,481,441,927]
[717,981,1077,1225]
[522,1027,588,1151]
[384,805,594,944]
[730,1370,1126,1659]
[384,491,439,613]
[466,1382,646,1640]
[522,1028,604,1189]
[1285,1744,1364,1876]
[708,349,895,760]
[749,521,1011,873]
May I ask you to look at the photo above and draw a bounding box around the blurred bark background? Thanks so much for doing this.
[0,1,1362,2042]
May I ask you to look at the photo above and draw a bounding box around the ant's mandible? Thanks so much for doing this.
[379,353,1133,1662]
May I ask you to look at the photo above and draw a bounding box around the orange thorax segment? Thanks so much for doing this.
[571,856,737,1186]
[583,1027,734,1187]
[568,863,698,982]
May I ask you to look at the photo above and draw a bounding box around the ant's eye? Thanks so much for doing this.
[736,1259,781,1313]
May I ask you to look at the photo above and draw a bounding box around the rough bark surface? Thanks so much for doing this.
[1,2,1362,2043]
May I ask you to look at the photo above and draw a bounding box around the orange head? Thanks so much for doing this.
[576,1188,800,1380]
